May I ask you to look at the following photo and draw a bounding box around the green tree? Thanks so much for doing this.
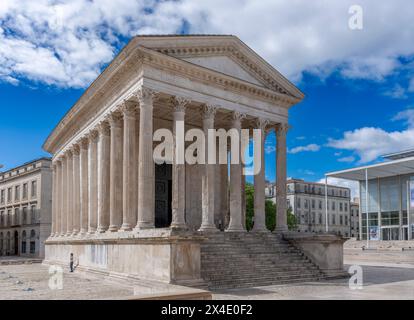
[245,182,297,231]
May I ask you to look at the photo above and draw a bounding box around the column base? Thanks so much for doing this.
[251,227,270,233]
[96,227,109,233]
[225,227,246,233]
[198,224,219,232]
[170,223,188,231]
[108,225,121,232]
[88,228,97,234]
[134,222,155,231]
[119,223,133,232]
[71,230,80,236]
[274,225,288,233]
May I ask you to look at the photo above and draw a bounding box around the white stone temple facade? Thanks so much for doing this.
[43,35,307,286]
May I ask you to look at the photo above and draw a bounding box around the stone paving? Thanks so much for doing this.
[1,262,414,300]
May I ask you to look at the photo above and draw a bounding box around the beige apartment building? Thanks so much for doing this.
[266,179,352,237]
[0,158,52,258]
[350,201,360,238]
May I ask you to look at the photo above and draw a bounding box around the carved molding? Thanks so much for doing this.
[135,87,158,106]
[202,104,218,120]
[171,96,191,113]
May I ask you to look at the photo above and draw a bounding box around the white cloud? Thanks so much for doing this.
[383,84,408,99]
[328,107,414,163]
[318,177,359,200]
[338,156,355,163]
[289,143,320,154]
[1,1,414,87]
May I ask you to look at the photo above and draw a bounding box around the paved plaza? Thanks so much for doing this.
[1,262,413,300]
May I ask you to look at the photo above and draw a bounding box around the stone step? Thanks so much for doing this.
[210,276,322,290]
[203,271,322,282]
[202,265,319,274]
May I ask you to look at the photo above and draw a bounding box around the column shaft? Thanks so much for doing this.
[60,157,67,236]
[88,131,99,233]
[80,138,89,234]
[171,97,189,229]
[108,112,123,232]
[72,145,81,235]
[97,122,111,233]
[253,119,268,232]
[136,88,156,230]
[227,112,245,232]
[55,161,62,236]
[121,102,138,231]
[66,151,73,235]
[199,105,218,231]
[51,163,57,236]
[275,123,289,232]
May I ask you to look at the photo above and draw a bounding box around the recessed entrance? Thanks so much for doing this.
[14,231,19,255]
[154,163,172,228]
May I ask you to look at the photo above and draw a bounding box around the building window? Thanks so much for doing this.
[0,190,4,205]
[22,207,27,225]
[339,202,343,211]
[312,199,315,209]
[22,183,28,199]
[0,211,4,227]
[304,199,308,209]
[345,215,349,226]
[340,215,343,225]
[319,213,323,224]
[7,210,11,226]
[297,198,301,208]
[344,203,348,212]
[14,208,19,225]
[15,185,20,201]
[30,230,36,254]
[7,188,12,203]
[332,201,335,211]
[31,181,37,198]
[31,206,36,224]
[21,231,26,254]
[332,214,336,225]
[319,200,322,210]
[312,212,315,224]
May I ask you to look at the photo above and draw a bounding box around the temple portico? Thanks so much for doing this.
[43,35,310,286]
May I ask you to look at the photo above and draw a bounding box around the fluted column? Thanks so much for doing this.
[135,88,157,230]
[199,104,218,232]
[55,160,62,237]
[252,118,269,232]
[79,137,89,234]
[97,121,111,233]
[275,123,289,233]
[121,101,138,231]
[227,111,246,232]
[108,111,123,232]
[170,97,190,229]
[60,156,67,236]
[72,144,81,235]
[66,150,73,236]
[88,130,99,234]
[51,163,57,236]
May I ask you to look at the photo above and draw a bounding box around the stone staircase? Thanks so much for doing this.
[200,232,326,290]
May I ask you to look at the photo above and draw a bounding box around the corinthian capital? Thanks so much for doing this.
[97,121,110,136]
[171,96,191,113]
[275,123,290,137]
[120,99,137,117]
[231,111,246,122]
[255,118,270,131]
[135,87,158,105]
[202,104,218,120]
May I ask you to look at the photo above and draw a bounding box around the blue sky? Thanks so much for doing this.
[1,0,414,197]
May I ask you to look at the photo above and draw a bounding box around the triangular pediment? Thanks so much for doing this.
[133,35,304,100]
[182,55,265,87]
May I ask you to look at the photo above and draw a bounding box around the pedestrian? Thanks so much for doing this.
[70,253,74,272]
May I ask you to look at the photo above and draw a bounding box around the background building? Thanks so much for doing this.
[327,149,414,241]
[350,200,360,239]
[0,158,52,257]
[266,179,351,237]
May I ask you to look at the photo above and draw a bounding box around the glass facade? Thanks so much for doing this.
[360,174,414,240]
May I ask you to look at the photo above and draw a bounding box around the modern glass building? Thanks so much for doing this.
[326,150,414,241]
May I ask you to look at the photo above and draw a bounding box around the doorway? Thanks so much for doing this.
[154,163,172,228]
[14,231,19,255]
[381,226,400,241]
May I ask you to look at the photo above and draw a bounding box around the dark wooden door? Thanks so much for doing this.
[155,163,172,228]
